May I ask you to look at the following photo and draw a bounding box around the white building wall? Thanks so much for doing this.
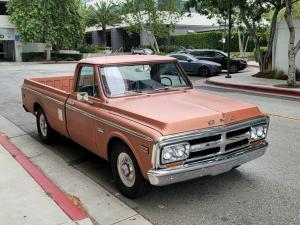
[273,20,300,73]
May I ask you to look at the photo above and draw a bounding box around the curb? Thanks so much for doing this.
[206,79,300,98]
[0,134,90,223]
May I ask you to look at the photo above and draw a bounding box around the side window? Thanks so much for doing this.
[206,51,216,57]
[76,66,99,97]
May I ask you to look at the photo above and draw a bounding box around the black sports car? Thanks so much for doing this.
[168,53,222,77]
[183,49,247,73]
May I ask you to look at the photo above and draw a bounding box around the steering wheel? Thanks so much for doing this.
[161,76,173,86]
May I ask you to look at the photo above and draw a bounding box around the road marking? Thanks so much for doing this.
[269,114,300,122]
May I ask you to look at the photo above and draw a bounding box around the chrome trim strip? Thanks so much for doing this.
[148,145,268,186]
[66,104,153,142]
[23,86,153,142]
[23,87,65,106]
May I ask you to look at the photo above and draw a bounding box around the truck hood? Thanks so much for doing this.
[107,89,264,136]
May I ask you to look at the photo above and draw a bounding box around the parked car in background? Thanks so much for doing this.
[132,48,155,55]
[183,49,247,73]
[168,53,222,77]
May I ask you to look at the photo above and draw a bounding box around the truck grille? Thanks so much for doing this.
[185,127,251,164]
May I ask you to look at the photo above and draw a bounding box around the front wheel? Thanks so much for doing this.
[111,143,149,198]
[36,108,54,144]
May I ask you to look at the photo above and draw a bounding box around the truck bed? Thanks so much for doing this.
[30,76,74,93]
[22,75,75,138]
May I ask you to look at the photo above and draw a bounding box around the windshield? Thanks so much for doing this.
[99,62,190,97]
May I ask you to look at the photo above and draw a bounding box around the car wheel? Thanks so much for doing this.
[229,65,238,74]
[36,108,54,144]
[199,66,210,77]
[111,142,149,198]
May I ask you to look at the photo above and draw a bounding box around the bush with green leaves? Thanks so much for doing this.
[22,52,82,62]
[159,45,180,53]
[170,31,264,52]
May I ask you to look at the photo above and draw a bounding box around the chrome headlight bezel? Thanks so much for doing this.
[250,124,268,141]
[160,142,190,164]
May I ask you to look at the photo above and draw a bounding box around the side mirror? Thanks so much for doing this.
[77,92,89,101]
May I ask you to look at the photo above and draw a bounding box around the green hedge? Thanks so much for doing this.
[170,31,262,52]
[21,52,46,62]
[51,53,82,61]
[21,52,82,62]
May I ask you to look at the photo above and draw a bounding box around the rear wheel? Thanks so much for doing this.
[36,108,54,144]
[199,66,210,77]
[229,65,238,74]
[111,142,149,198]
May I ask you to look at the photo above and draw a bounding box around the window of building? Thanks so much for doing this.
[0,2,8,15]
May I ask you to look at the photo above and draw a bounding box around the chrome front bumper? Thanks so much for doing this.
[148,145,267,186]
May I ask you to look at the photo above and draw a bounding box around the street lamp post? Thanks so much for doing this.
[226,0,232,79]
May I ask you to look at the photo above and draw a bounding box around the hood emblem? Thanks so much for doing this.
[208,120,215,125]
[220,116,236,123]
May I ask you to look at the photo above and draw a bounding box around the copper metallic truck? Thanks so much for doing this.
[22,55,269,198]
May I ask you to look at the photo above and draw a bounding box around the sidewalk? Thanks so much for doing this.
[205,67,300,98]
[0,114,152,225]
[0,142,78,225]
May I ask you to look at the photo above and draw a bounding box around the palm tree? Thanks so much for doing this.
[88,0,122,47]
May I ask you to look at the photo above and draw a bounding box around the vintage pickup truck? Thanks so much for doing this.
[22,55,269,198]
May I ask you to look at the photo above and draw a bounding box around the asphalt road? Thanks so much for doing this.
[0,63,299,225]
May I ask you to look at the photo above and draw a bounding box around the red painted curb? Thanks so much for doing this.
[0,134,88,221]
[206,80,300,98]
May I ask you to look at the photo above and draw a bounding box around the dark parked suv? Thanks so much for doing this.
[185,49,247,73]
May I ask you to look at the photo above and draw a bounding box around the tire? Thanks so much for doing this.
[199,66,210,77]
[111,142,149,198]
[36,108,54,144]
[229,65,238,74]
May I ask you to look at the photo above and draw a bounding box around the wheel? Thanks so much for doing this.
[199,66,210,77]
[36,108,54,144]
[111,142,149,198]
[229,65,238,74]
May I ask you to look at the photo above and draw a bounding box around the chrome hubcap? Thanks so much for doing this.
[117,152,135,187]
[39,114,48,137]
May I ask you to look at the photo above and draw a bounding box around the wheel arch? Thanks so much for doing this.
[106,133,146,178]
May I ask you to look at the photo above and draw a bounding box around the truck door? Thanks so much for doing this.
[66,65,100,153]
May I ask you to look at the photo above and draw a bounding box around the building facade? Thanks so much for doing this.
[273,20,300,73]
[0,0,21,61]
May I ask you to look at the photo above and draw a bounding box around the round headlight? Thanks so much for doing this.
[163,151,173,160]
[251,127,257,139]
[257,127,264,137]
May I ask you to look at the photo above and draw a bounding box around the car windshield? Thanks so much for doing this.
[217,51,228,57]
[185,54,198,61]
[99,62,190,97]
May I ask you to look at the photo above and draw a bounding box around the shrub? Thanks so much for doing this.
[51,53,82,61]
[170,31,263,52]
[77,44,104,53]
[159,45,180,53]
[253,47,268,62]
[272,69,286,80]
[21,52,46,62]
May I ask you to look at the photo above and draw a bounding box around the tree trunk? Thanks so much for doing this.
[284,0,300,86]
[238,29,244,56]
[262,8,280,72]
[102,26,107,47]
[239,5,263,71]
